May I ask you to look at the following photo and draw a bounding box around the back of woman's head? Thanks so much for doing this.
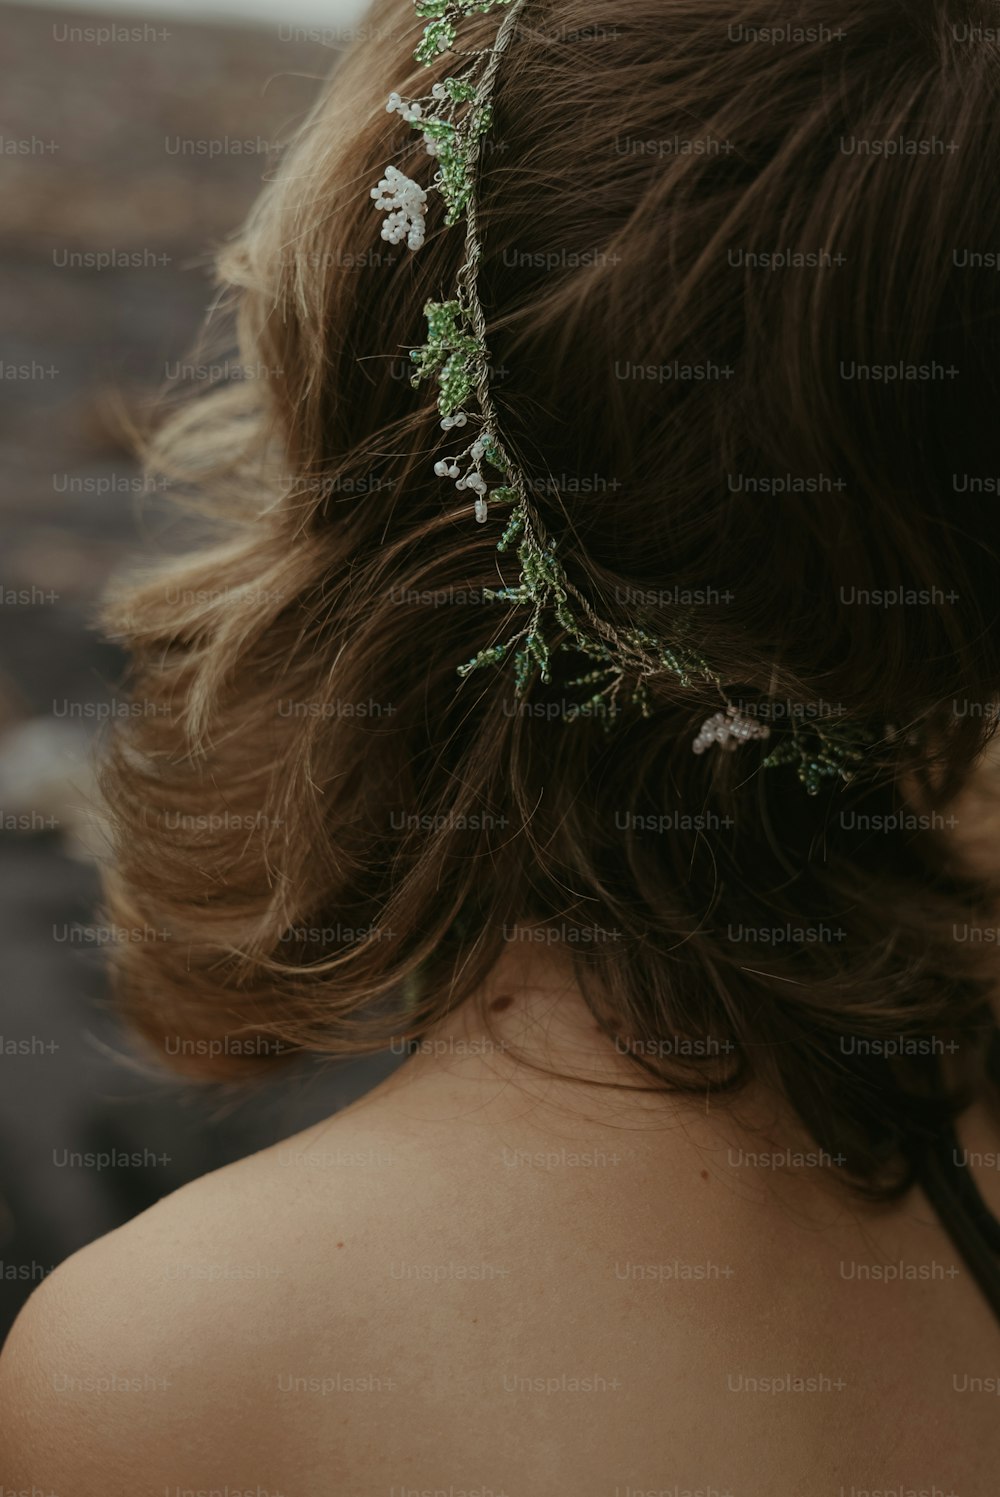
[103,0,1000,1194]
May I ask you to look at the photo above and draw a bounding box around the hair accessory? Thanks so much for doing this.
[372,163,428,250]
[692,708,771,756]
[373,0,883,795]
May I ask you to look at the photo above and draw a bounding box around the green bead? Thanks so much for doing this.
[415,18,456,62]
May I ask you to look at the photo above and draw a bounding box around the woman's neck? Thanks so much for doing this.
[382,929,894,1226]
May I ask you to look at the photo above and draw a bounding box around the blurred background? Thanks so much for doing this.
[0,0,399,1340]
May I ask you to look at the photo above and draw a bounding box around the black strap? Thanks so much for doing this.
[915,1123,1000,1326]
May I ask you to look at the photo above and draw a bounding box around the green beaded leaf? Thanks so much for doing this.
[414,0,516,64]
[415,18,457,63]
[439,352,474,414]
[458,636,522,678]
[420,118,458,147]
[410,110,472,220]
[439,159,473,223]
[409,300,480,415]
[762,723,871,795]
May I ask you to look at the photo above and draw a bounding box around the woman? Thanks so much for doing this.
[2,0,1000,1488]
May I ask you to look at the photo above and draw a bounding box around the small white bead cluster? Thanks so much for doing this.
[386,90,422,124]
[692,706,771,756]
[386,89,446,159]
[371,164,427,251]
[421,84,452,156]
[434,432,492,523]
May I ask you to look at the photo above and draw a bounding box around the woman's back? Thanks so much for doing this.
[4,948,999,1492]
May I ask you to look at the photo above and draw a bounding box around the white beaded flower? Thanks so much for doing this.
[386,90,422,123]
[370,164,427,251]
[692,706,771,756]
[385,89,449,159]
[433,433,492,522]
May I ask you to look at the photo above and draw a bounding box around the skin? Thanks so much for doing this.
[1,939,999,1495]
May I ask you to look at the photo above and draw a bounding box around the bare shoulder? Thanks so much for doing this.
[0,1063,828,1491]
[0,1062,584,1493]
[0,1100,426,1494]
[4,1035,993,1495]
[0,1046,693,1491]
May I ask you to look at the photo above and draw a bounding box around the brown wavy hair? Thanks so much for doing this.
[101,0,1000,1196]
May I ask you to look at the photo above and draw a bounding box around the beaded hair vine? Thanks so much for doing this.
[371,0,877,795]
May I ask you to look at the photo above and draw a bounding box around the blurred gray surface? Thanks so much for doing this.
[0,1,399,1339]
